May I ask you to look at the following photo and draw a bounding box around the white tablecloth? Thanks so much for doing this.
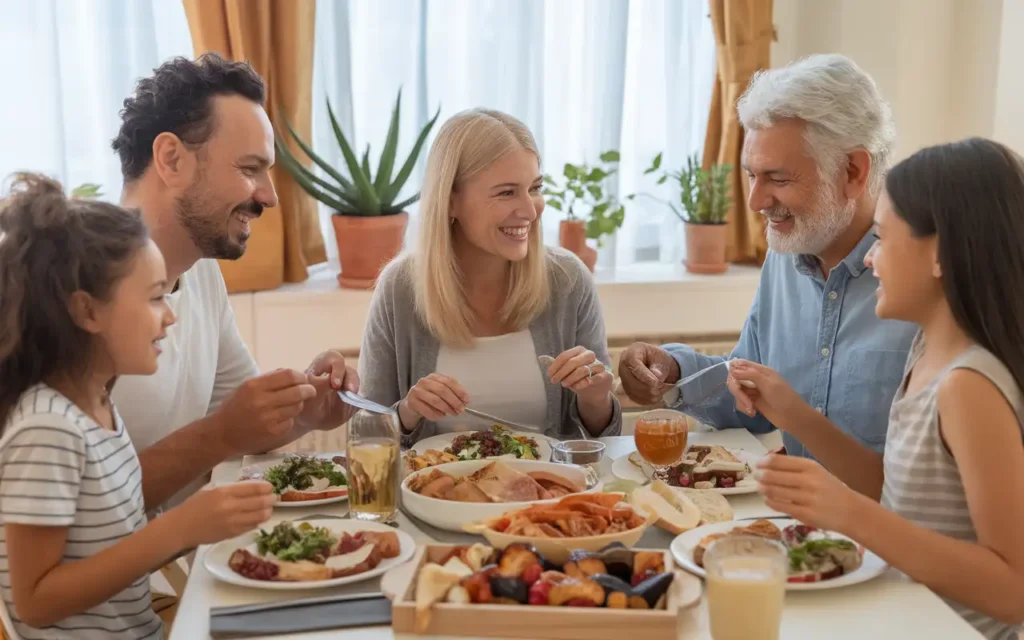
[169,431,982,640]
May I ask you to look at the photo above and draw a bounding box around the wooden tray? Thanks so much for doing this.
[391,544,702,639]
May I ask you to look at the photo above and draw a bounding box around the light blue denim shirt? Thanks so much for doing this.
[665,231,917,458]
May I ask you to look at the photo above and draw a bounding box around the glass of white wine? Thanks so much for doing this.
[346,407,401,523]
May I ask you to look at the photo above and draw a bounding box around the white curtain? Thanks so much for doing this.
[0,0,194,198]
[312,0,717,270]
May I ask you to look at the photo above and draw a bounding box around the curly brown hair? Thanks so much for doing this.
[111,52,265,182]
[0,173,150,428]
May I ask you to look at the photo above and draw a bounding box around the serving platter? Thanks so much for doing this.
[610,447,760,496]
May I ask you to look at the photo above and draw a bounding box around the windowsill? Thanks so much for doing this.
[228,257,761,371]
[266,257,761,298]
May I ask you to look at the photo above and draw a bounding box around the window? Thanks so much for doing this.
[0,0,194,197]
[311,0,716,269]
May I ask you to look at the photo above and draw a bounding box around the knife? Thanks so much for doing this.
[662,360,754,409]
[338,390,395,415]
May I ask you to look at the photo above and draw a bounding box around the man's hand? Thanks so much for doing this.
[617,342,681,405]
[300,349,360,430]
[210,369,316,456]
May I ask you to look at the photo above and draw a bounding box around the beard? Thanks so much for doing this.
[174,179,263,261]
[762,182,856,256]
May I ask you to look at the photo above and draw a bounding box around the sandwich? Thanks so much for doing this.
[256,455,348,502]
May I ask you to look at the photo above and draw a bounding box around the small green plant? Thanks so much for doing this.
[542,150,627,245]
[70,183,102,199]
[276,89,440,216]
[633,152,732,225]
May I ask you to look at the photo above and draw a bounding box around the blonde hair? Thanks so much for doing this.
[413,109,549,347]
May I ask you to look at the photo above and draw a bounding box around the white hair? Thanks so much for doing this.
[737,54,895,196]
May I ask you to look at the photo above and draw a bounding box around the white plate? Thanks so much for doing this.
[610,449,760,496]
[402,459,600,532]
[204,519,416,591]
[411,430,553,462]
[238,454,349,508]
[669,518,888,591]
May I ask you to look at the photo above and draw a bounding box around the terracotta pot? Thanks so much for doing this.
[558,219,597,272]
[684,222,728,274]
[331,212,409,289]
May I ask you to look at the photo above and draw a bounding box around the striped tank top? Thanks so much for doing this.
[881,335,1023,640]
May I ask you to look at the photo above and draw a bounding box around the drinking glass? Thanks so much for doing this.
[346,408,402,523]
[550,439,605,488]
[633,412,688,477]
[704,535,788,640]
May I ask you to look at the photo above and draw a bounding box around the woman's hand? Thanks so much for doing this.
[399,373,470,427]
[547,346,614,404]
[756,454,862,534]
[727,359,811,429]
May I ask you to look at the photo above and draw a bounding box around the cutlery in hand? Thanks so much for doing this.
[662,360,754,409]
[463,406,538,433]
[338,390,394,415]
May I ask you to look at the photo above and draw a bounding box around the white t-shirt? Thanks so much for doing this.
[0,385,161,640]
[111,259,258,504]
[434,330,548,433]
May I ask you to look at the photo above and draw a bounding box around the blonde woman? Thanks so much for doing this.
[359,109,621,443]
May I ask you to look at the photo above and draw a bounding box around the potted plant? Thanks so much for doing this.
[71,183,102,199]
[542,150,626,272]
[635,153,732,274]
[276,90,440,289]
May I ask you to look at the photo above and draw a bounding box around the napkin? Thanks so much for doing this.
[209,593,392,638]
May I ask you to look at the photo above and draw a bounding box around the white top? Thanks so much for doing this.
[0,385,160,640]
[434,330,547,433]
[111,259,258,506]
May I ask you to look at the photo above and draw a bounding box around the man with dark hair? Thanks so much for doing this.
[109,53,358,510]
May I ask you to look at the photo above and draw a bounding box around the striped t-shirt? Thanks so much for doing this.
[0,384,161,639]
[882,335,1024,640]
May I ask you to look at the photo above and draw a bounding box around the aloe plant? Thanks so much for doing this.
[276,90,440,216]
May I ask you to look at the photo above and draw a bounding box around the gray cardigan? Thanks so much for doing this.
[358,246,622,445]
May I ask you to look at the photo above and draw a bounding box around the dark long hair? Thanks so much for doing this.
[886,137,1024,394]
[0,173,150,429]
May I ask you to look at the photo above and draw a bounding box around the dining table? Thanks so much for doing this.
[169,429,984,640]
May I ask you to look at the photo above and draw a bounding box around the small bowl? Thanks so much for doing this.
[550,439,606,466]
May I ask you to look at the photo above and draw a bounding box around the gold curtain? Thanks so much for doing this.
[182,0,326,292]
[702,0,775,265]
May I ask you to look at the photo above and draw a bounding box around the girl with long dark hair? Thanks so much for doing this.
[727,138,1024,639]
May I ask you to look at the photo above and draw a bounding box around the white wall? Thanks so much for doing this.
[772,0,1013,159]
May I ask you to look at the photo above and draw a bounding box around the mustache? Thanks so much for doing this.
[760,206,792,221]
[234,201,264,218]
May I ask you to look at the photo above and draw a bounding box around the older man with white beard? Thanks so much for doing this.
[618,54,917,458]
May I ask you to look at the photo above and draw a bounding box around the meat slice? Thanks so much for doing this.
[527,471,582,496]
[360,531,402,558]
[467,461,545,502]
[446,481,491,503]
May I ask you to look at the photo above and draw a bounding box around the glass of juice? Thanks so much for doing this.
[704,535,788,640]
[346,408,402,523]
[633,412,688,476]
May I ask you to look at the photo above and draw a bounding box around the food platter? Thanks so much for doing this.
[402,459,600,532]
[203,519,416,591]
[611,446,760,496]
[411,426,554,463]
[669,517,888,591]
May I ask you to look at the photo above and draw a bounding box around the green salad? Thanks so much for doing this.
[255,521,337,562]
[262,455,347,494]
[446,425,541,461]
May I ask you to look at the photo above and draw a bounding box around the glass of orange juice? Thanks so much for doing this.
[704,535,788,640]
[633,412,688,476]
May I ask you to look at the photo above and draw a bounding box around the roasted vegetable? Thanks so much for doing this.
[548,578,605,607]
[498,544,542,578]
[631,572,674,609]
[632,551,664,577]
[489,576,530,604]
[597,542,635,583]
[564,551,607,579]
